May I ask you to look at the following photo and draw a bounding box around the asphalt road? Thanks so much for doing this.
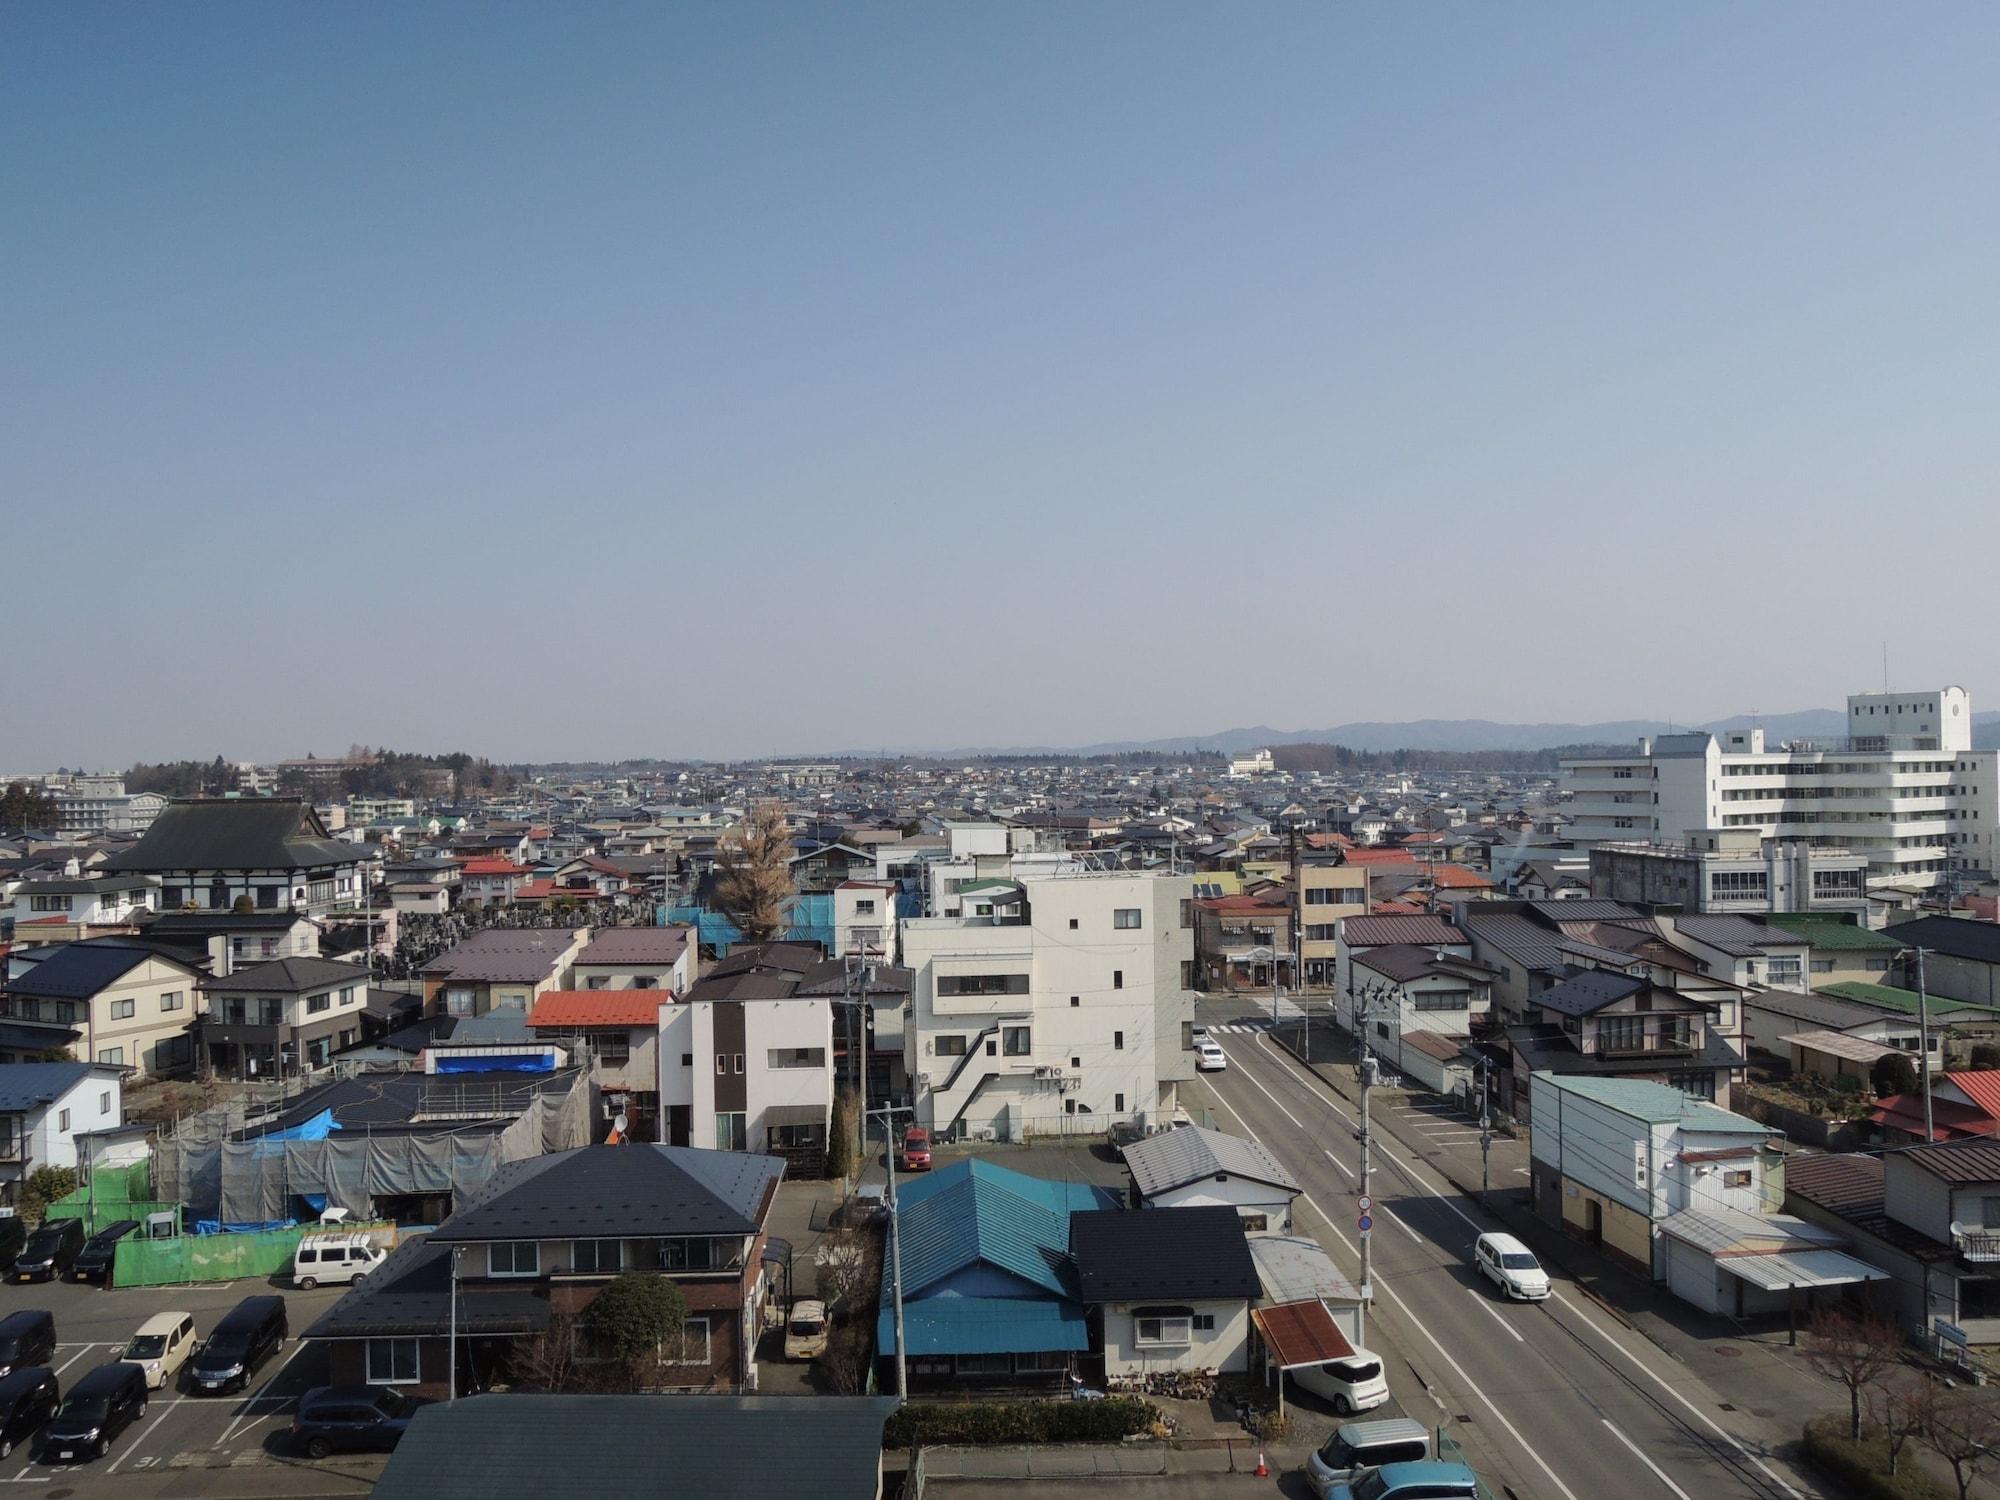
[0,1269,383,1496]
[1188,993,1826,1500]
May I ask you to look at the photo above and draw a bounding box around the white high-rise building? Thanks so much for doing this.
[1563,687,1998,891]
[900,871,1196,1140]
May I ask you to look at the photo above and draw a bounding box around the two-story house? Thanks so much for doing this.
[0,1062,125,1205]
[529,991,666,1142]
[139,910,322,976]
[197,956,372,1079]
[565,926,695,995]
[1506,970,1743,1120]
[102,798,371,918]
[456,857,530,909]
[422,929,589,1018]
[0,938,202,1076]
[8,877,158,942]
[304,1143,784,1398]
[833,881,898,966]
[1343,944,1499,1076]
[1191,890,1294,994]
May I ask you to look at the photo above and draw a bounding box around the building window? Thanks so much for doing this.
[855,899,876,916]
[160,991,184,1013]
[938,974,1030,997]
[366,1338,421,1385]
[110,998,137,1020]
[769,1121,825,1149]
[1193,1313,1216,1332]
[571,1239,623,1274]
[634,976,658,990]
[662,1316,711,1364]
[96,1048,123,1066]
[1001,1027,1031,1056]
[936,1035,967,1057]
[1135,1315,1192,1346]
[99,1091,112,1113]
[767,1047,826,1070]
[1724,1171,1753,1190]
[592,1034,632,1065]
[1115,1093,1125,1113]
[488,1242,541,1277]
[1114,1031,1124,1050]
[1241,1213,1268,1232]
[955,1352,1010,1375]
[340,987,356,1006]
[307,993,331,1014]
[1017,1350,1069,1373]
[1070,995,1080,1007]
[586,976,609,991]
[1114,909,1142,930]
[715,1113,747,1151]
[58,1109,70,1132]
[1112,970,1123,990]
[716,1055,728,1076]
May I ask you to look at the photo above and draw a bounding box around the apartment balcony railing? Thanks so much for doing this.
[1594,1035,1698,1058]
[1953,1226,2000,1263]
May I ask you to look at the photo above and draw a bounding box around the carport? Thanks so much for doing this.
[1250,1299,1355,1418]
[1722,1247,1890,1345]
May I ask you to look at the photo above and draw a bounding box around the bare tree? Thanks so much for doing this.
[1869,1368,1946,1476]
[714,800,795,941]
[514,1309,592,1393]
[1925,1389,2000,1500]
[1802,1306,1900,1440]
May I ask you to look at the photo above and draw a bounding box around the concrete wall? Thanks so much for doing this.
[1099,1298,1250,1375]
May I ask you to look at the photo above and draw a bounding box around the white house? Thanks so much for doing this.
[1072,1206,1261,1376]
[8,877,158,940]
[833,881,898,965]
[658,987,835,1171]
[1120,1125,1300,1233]
[0,1062,125,1201]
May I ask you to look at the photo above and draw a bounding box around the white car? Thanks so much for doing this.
[1474,1231,1551,1300]
[122,1310,196,1389]
[1195,1041,1228,1071]
[1290,1348,1391,1415]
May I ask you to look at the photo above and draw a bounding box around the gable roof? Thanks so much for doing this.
[1672,914,1805,956]
[574,926,692,966]
[1531,969,1647,1017]
[1121,1124,1300,1199]
[203,956,369,995]
[422,928,585,984]
[370,1394,898,1500]
[1340,915,1465,949]
[1069,1206,1260,1303]
[102,799,362,874]
[1768,915,1903,952]
[427,1143,781,1242]
[1884,916,2000,966]
[893,1158,1116,1301]
[1353,945,1496,985]
[528,991,666,1030]
[2,938,198,998]
[0,1062,116,1113]
[1884,1139,2000,1185]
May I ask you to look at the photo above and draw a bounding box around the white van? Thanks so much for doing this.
[1473,1232,1550,1301]
[1289,1348,1391,1415]
[291,1233,386,1289]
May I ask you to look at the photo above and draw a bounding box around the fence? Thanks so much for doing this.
[112,1219,398,1288]
[43,1161,179,1237]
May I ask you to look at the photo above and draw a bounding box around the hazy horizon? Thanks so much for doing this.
[8,3,1998,767]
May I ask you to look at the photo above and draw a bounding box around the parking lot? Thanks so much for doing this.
[0,1270,385,1491]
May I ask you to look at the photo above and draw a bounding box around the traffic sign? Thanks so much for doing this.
[1356,1195,1372,1214]
[1357,1214,1373,1232]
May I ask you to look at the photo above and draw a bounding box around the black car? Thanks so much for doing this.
[189,1295,286,1394]
[0,1312,57,1379]
[292,1384,415,1458]
[40,1361,145,1463]
[14,1220,84,1283]
[0,1368,58,1461]
[69,1220,139,1284]
[0,1217,24,1269]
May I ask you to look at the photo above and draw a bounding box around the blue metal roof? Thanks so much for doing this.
[877,1295,1090,1357]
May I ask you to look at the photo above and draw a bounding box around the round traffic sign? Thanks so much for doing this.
[1357,1195,1372,1213]
[1357,1215,1373,1232]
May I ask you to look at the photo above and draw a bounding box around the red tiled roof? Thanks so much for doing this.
[528,991,667,1029]
[1431,864,1494,890]
[1946,1071,2000,1120]
[513,879,557,900]
[1344,848,1418,867]
[1251,1300,1356,1368]
[459,856,529,876]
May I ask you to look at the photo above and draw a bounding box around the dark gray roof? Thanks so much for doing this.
[1070,1206,1261,1303]
[10,876,153,897]
[103,799,363,874]
[1672,914,1806,957]
[422,928,584,984]
[245,1068,577,1134]
[1507,1022,1745,1076]
[427,1143,783,1242]
[3,939,198,999]
[1524,900,1646,922]
[1353,945,1496,985]
[1121,1125,1300,1199]
[0,1062,113,1113]
[573,926,691,966]
[1532,970,1647,1017]
[202,956,369,995]
[141,910,316,934]
[369,1393,898,1500]
[1884,916,2000,967]
[304,1235,551,1339]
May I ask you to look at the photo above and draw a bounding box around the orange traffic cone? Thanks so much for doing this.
[1255,1450,1270,1478]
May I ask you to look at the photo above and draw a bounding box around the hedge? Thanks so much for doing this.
[1801,1416,1949,1500]
[884,1397,1159,1449]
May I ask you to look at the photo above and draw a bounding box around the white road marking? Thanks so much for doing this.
[52,1345,97,1377]
[217,1340,309,1448]
[1469,1291,1527,1344]
[1382,1202,1425,1244]
[1603,1417,1695,1500]
[108,1402,178,1475]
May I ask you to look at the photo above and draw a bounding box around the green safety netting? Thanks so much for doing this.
[112,1220,397,1288]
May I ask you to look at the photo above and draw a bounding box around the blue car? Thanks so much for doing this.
[1330,1459,1482,1500]
[291,1385,415,1459]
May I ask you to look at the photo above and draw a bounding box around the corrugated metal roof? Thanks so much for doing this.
[1121,1125,1300,1199]
[1722,1248,1889,1291]
[1247,1236,1363,1307]
[1341,915,1464,948]
[1535,1072,1773,1132]
[893,1159,1114,1301]
[528,991,667,1029]
[1780,1030,1900,1065]
[1898,1138,2000,1182]
[1657,1206,1843,1255]
[877,1295,1088,1357]
[1252,1299,1356,1368]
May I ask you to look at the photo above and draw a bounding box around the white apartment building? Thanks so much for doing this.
[919,821,1075,916]
[9,775,166,837]
[901,872,1196,1141]
[1564,687,1999,891]
[833,880,898,964]
[1588,828,1872,915]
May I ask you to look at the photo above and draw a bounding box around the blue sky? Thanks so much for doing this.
[6,3,1997,764]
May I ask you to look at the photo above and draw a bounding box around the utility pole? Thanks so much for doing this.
[446,1245,463,1399]
[1916,947,1935,1142]
[1356,983,1378,1341]
[872,1103,911,1399]
[1478,1053,1493,1204]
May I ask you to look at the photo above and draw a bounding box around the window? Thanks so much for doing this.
[1070,995,1080,1008]
[634,976,658,990]
[1016,1350,1069,1373]
[1001,1026,1031,1056]
[96,1048,123,1066]
[1982,1198,2000,1230]
[767,1047,826,1069]
[340,987,356,1006]
[488,1242,541,1277]
[1114,909,1142,930]
[99,1091,111,1113]
[1069,919,1079,930]
[58,1109,70,1132]
[715,1113,747,1151]
[733,1053,744,1074]
[1115,1092,1125,1113]
[681,1053,693,1068]
[367,1338,421,1385]
[1135,1315,1192,1346]
[1724,1171,1753,1190]
[29,894,72,912]
[160,990,185,1013]
[936,1035,967,1057]
[592,1034,632,1065]
[1181,961,1197,989]
[1112,970,1123,990]
[855,899,876,916]
[769,1121,825,1149]
[1240,1213,1269,1232]
[1113,1030,1124,1050]
[1193,1313,1216,1333]
[662,1316,711,1364]
[717,1055,728,1076]
[571,1239,623,1274]
[307,993,332,1014]
[938,973,1030,997]
[586,976,609,991]
[955,1352,1010,1375]
[110,998,137,1020]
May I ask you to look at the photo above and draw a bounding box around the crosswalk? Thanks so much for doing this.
[1204,1019,1276,1035]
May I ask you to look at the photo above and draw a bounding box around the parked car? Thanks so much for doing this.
[831,1185,887,1227]
[1290,1348,1391,1415]
[0,1215,25,1271]
[40,1361,146,1463]
[291,1233,386,1290]
[1326,1459,1481,1500]
[783,1299,829,1361]
[291,1385,414,1459]
[0,1312,57,1379]
[1195,1040,1228,1072]
[0,1368,59,1460]
[1306,1418,1432,1499]
[897,1127,932,1172]
[189,1296,287,1395]
[71,1220,140,1284]
[1473,1232,1550,1301]
[121,1311,197,1390]
[14,1219,85,1283]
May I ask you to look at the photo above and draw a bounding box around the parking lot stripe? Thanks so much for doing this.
[107,1404,178,1476]
[218,1340,309,1448]
[51,1345,96,1377]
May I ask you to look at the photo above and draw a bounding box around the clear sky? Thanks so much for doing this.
[6,3,1998,765]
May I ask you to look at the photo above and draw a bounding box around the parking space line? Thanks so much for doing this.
[218,1341,308,1448]
[52,1346,97,1377]
[107,1403,178,1476]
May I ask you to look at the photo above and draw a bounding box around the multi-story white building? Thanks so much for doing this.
[1587,828,1872,916]
[901,872,1196,1141]
[1563,688,1999,891]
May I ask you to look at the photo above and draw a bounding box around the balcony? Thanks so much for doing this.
[1954,1226,2000,1263]
[1592,1030,1697,1058]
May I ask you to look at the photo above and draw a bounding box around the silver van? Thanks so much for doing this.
[1305,1418,1431,1499]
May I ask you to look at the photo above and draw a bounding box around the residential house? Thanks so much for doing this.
[305,1143,784,1396]
[902,873,1197,1141]
[1881,917,2000,1007]
[1296,860,1367,989]
[197,956,371,1079]
[1071,1205,1261,1376]
[139,910,321,976]
[457,857,530,909]
[0,1062,124,1204]
[566,925,695,994]
[1191,890,1294,993]
[1659,914,1812,993]
[370,1395,900,1500]
[422,928,589,1018]
[1772,914,1902,986]
[102,798,372,918]
[884,1158,1117,1388]
[0,938,202,1076]
[1505,970,1743,1120]
[834,880,898,965]
[529,991,665,1141]
[1120,1124,1300,1232]
[1333,914,1469,1010]
[8,877,158,941]
[1342,944,1498,1081]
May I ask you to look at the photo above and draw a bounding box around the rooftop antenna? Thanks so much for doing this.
[1883,641,1890,694]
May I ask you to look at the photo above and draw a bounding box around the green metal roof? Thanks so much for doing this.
[1533,1072,1773,1132]
[955,878,1023,895]
[1769,915,1903,952]
[1816,981,2000,1018]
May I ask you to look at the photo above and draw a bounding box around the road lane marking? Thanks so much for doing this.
[1602,1418,1694,1500]
[1382,1202,1425,1244]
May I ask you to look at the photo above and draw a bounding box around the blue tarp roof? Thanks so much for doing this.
[877,1295,1091,1357]
[668,893,835,955]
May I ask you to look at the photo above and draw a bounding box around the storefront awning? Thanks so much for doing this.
[1723,1249,1890,1292]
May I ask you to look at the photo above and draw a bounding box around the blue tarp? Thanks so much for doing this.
[193,1218,298,1235]
[258,1107,338,1142]
[434,1053,551,1074]
[669,895,834,955]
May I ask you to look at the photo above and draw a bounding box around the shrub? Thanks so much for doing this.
[1872,1052,1920,1099]
[19,1166,78,1226]
[1249,1409,1292,1443]
[583,1273,687,1367]
[1802,1416,1950,1500]
[883,1397,1159,1449]
[1972,1044,2000,1070]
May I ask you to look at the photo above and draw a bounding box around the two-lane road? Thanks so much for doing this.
[1188,1011,1821,1500]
